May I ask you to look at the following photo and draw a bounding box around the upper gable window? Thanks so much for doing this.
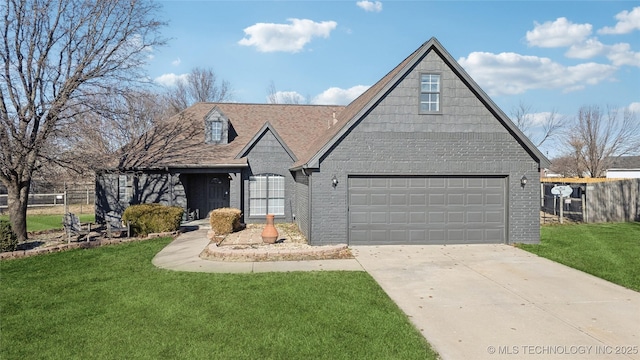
[420,74,440,113]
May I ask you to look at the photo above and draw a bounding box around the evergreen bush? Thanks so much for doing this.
[122,204,183,236]
[209,208,242,235]
[0,219,19,252]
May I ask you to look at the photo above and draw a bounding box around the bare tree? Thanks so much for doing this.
[165,67,232,114]
[566,105,640,177]
[0,0,165,241]
[266,80,306,104]
[511,101,565,148]
[60,90,172,173]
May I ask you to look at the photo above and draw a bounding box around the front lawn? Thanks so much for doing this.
[0,238,437,359]
[0,213,95,232]
[518,222,640,291]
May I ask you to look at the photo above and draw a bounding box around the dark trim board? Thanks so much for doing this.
[347,175,507,245]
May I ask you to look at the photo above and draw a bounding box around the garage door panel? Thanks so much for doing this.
[349,176,505,245]
[429,212,445,224]
[350,193,369,206]
[370,212,387,224]
[389,212,407,224]
[370,194,387,205]
[429,194,445,205]
[350,212,368,224]
[390,194,407,205]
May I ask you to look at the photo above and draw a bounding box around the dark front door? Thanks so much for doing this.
[186,174,230,219]
[208,175,230,211]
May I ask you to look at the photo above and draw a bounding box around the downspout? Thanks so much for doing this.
[303,165,312,244]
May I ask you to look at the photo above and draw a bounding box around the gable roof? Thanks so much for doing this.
[115,103,345,170]
[236,121,298,162]
[293,37,551,169]
[608,156,640,169]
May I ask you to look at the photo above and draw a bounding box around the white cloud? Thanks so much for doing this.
[154,73,189,87]
[566,39,640,67]
[628,102,640,113]
[526,17,592,48]
[599,6,640,34]
[356,1,382,12]
[458,52,617,96]
[312,85,369,105]
[566,38,606,59]
[606,42,640,67]
[171,58,181,66]
[238,18,337,53]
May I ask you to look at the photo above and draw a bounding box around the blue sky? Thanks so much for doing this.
[148,1,640,155]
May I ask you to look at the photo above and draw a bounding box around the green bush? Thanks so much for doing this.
[0,219,18,252]
[210,208,242,235]
[122,204,184,237]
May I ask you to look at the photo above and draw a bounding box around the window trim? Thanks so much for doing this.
[419,72,442,114]
[248,173,285,217]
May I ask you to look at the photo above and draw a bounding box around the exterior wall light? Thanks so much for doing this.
[520,175,528,188]
[332,175,339,188]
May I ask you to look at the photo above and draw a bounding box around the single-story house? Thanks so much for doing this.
[96,37,550,245]
[605,156,640,179]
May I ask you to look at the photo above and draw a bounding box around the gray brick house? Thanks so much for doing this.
[96,37,550,245]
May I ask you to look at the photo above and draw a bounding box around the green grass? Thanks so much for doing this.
[0,239,437,360]
[0,214,95,232]
[518,222,640,291]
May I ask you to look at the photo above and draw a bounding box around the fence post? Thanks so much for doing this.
[559,195,564,224]
[64,183,68,215]
[581,192,587,223]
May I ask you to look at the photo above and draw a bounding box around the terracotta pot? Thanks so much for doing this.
[261,214,279,244]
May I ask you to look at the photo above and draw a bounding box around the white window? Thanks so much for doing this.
[249,174,285,216]
[118,175,133,203]
[211,121,222,142]
[420,74,440,112]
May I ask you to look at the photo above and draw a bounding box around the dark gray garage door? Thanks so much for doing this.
[348,176,506,245]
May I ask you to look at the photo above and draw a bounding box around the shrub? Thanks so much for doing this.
[0,219,18,252]
[122,204,184,237]
[210,208,242,235]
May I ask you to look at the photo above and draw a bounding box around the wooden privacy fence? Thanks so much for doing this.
[541,178,640,223]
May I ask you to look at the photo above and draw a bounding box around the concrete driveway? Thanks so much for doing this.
[352,244,640,360]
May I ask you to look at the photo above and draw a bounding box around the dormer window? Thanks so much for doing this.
[204,109,229,144]
[211,121,222,142]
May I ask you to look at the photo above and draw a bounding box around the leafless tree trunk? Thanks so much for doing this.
[0,0,165,241]
[567,105,640,177]
[165,67,232,114]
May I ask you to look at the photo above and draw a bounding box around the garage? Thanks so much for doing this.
[348,176,506,245]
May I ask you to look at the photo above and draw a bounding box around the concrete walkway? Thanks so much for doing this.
[352,245,640,360]
[152,229,364,273]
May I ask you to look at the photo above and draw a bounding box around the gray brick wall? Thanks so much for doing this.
[243,129,296,223]
[294,170,310,239]
[307,51,541,245]
[95,171,187,223]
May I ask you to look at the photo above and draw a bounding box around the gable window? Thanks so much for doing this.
[420,74,440,112]
[210,121,222,142]
[249,174,284,216]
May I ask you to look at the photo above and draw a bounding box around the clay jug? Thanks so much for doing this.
[261,214,278,244]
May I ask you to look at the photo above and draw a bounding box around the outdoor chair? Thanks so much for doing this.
[105,212,130,238]
[63,212,92,243]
